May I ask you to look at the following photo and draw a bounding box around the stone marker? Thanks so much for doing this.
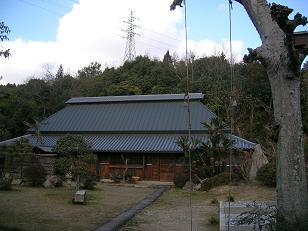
[249,144,268,180]
[73,190,87,204]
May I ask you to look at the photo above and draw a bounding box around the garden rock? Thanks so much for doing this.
[249,144,268,180]
[200,179,208,191]
[43,175,59,188]
[194,183,201,191]
[43,179,52,188]
[183,181,197,191]
[12,179,23,185]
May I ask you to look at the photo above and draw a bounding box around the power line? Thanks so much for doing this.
[36,0,72,11]
[139,35,178,49]
[66,0,79,4]
[136,38,167,52]
[17,0,63,16]
[116,33,167,52]
[138,25,182,43]
[17,0,76,17]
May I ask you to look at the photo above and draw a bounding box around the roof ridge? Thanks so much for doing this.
[66,93,204,104]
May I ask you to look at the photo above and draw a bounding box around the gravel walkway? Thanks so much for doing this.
[119,189,218,231]
[95,186,169,231]
[119,184,276,231]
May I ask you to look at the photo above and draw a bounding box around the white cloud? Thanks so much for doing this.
[0,0,245,84]
[175,39,244,62]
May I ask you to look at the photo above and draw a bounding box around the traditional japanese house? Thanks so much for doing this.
[0,93,255,181]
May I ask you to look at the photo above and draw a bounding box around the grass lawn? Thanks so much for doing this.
[120,182,276,231]
[0,183,154,231]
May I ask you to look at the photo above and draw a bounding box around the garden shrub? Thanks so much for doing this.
[193,165,211,179]
[54,157,68,181]
[110,172,122,183]
[173,174,187,188]
[80,175,96,190]
[52,135,96,190]
[208,216,219,225]
[0,176,12,190]
[54,176,63,187]
[0,225,25,231]
[256,161,276,187]
[227,195,235,202]
[200,172,241,191]
[126,171,133,182]
[210,198,219,205]
[24,158,47,187]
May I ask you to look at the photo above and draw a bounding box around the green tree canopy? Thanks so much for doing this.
[52,135,95,189]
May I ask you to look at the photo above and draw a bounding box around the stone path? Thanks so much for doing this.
[95,186,169,231]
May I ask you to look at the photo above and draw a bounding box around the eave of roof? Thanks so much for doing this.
[33,129,231,135]
[0,135,31,146]
[293,31,308,35]
[27,134,256,153]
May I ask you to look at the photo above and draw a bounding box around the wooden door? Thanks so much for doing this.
[152,156,160,181]
[159,155,176,182]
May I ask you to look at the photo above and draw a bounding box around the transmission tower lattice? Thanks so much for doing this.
[123,10,139,62]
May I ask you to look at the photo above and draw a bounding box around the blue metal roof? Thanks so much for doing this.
[2,93,256,153]
[35,99,216,133]
[66,93,204,104]
[0,135,31,146]
[27,134,255,153]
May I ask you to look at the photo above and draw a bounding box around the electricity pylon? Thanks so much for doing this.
[123,10,139,62]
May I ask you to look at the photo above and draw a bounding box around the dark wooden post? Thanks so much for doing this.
[142,154,145,180]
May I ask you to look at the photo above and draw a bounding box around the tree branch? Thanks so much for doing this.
[0,49,10,58]
[243,47,266,65]
[235,0,306,78]
[270,3,308,33]
[233,0,278,45]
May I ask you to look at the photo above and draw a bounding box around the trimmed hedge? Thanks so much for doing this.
[0,177,12,190]
[24,158,47,187]
[173,174,187,188]
[0,225,25,231]
[80,175,96,190]
[200,172,241,191]
[256,161,276,187]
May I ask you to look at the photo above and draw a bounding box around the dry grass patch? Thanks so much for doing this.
[0,183,154,231]
[120,182,276,231]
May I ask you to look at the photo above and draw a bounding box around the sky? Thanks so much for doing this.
[0,0,307,84]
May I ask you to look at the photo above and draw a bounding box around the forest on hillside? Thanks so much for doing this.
[1,52,308,156]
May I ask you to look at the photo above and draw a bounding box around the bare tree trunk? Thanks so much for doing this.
[123,159,128,182]
[233,0,308,229]
[121,154,128,182]
[268,62,308,230]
